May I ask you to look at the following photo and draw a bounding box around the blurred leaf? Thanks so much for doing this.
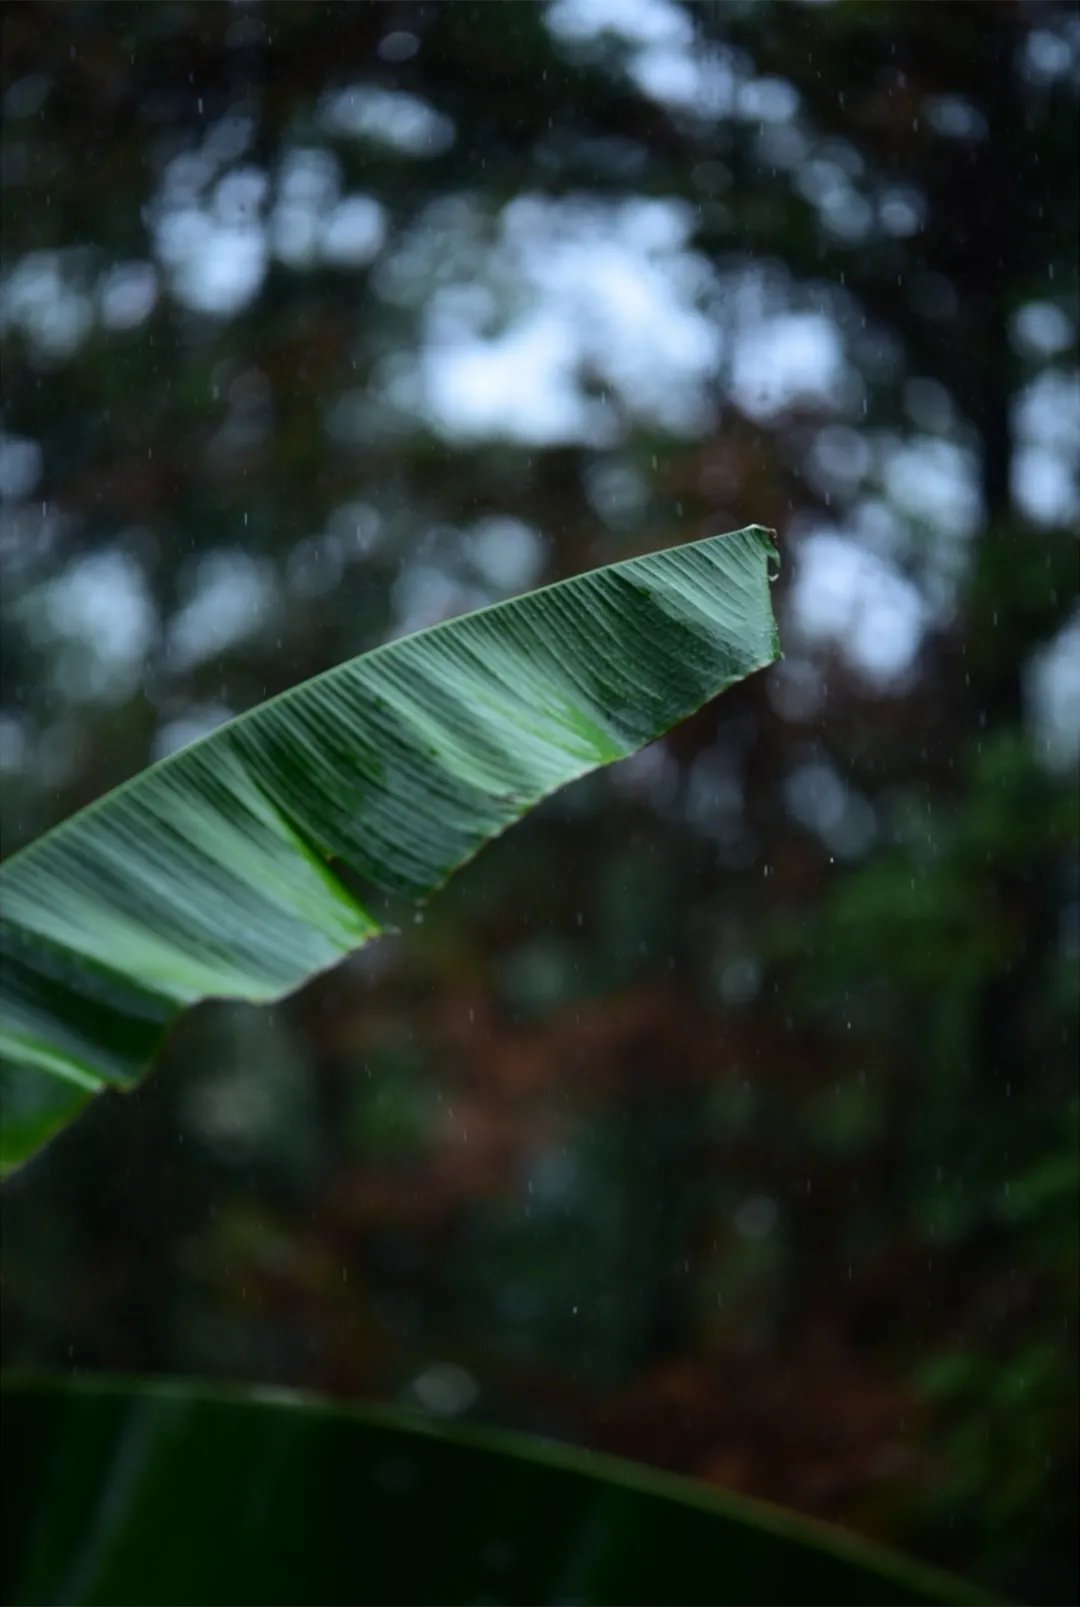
[0,1374,991,1607]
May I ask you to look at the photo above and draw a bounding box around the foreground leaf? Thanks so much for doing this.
[0,526,780,1173]
[0,1375,990,1607]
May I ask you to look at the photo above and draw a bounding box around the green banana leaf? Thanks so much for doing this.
[0,1375,991,1607]
[0,525,780,1176]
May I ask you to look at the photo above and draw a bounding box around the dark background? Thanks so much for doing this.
[1,3,1077,1601]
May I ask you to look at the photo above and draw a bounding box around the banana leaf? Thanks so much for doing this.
[0,526,780,1175]
[0,1374,992,1607]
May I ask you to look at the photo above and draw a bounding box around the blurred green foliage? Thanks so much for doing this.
[2,1376,992,1606]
